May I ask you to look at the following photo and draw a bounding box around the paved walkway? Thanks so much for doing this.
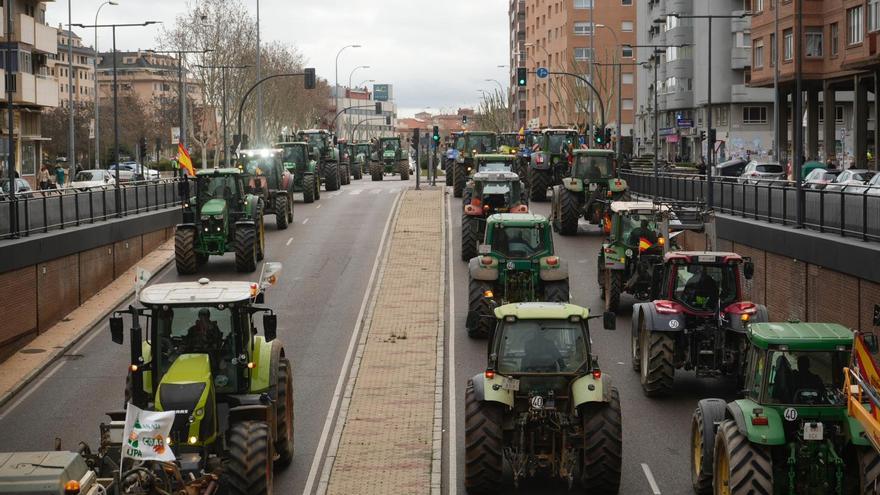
[325,188,444,494]
[0,239,174,408]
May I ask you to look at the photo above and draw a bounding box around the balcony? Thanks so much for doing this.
[34,22,57,55]
[730,12,749,33]
[731,47,750,70]
[13,73,35,104]
[36,75,58,107]
[14,14,34,45]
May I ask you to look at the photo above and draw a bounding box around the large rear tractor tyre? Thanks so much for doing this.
[858,447,880,494]
[226,421,273,495]
[255,213,266,262]
[517,161,530,189]
[454,163,466,198]
[342,165,351,185]
[446,161,454,186]
[597,257,606,300]
[273,358,294,469]
[174,228,198,275]
[580,387,622,494]
[234,225,258,273]
[529,169,550,202]
[464,379,503,493]
[399,162,409,181]
[370,163,383,181]
[713,420,773,495]
[461,215,480,262]
[558,188,580,235]
[691,399,727,494]
[467,279,495,338]
[352,164,363,180]
[544,280,570,303]
[605,270,623,313]
[640,326,675,397]
[324,162,340,191]
[275,195,289,230]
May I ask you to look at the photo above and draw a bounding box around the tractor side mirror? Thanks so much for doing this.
[863,333,879,354]
[110,316,124,344]
[263,313,277,342]
[603,311,616,331]
[743,260,755,280]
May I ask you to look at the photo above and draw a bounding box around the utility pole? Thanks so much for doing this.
[67,0,75,176]
[6,0,16,236]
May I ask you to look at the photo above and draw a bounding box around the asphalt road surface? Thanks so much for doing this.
[444,190,739,495]
[0,177,409,495]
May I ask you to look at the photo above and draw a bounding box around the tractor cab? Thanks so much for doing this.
[661,251,751,314]
[353,142,372,163]
[278,142,311,173]
[239,148,286,192]
[473,153,518,174]
[529,129,580,201]
[188,169,250,230]
[297,129,335,161]
[484,213,554,262]
[377,137,401,158]
[466,171,526,215]
[498,132,520,154]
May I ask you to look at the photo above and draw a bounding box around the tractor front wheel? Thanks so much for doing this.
[453,163,466,198]
[302,175,316,203]
[461,215,480,262]
[713,420,773,495]
[324,162,340,191]
[639,325,674,397]
[399,162,409,181]
[226,421,274,495]
[464,379,503,492]
[445,161,453,186]
[691,398,727,494]
[256,212,266,262]
[580,387,622,494]
[234,225,258,273]
[174,228,198,275]
[467,279,495,338]
[544,280,570,303]
[352,164,363,180]
[274,358,294,469]
[605,270,622,312]
[275,195,289,230]
[370,163,383,181]
[529,168,550,202]
[558,188,580,235]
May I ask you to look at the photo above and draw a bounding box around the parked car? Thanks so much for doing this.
[825,169,876,192]
[713,158,748,181]
[109,162,159,181]
[803,168,842,189]
[69,169,115,190]
[0,178,35,199]
[834,170,880,194]
[737,161,785,184]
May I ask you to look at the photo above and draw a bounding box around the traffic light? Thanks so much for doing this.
[432,125,440,146]
[594,126,604,145]
[516,67,527,87]
[604,128,612,144]
[699,130,706,141]
[138,137,147,161]
[304,68,316,89]
[462,114,468,124]
[412,127,420,148]
[707,128,716,145]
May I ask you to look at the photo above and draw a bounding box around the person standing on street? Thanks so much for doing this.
[38,164,50,190]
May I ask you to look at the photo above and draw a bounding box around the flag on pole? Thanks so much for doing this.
[121,402,176,465]
[177,143,194,177]
[638,237,653,252]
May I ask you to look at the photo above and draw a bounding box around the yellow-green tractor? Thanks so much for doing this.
[111,264,292,495]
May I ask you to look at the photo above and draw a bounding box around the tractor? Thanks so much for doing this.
[297,129,341,191]
[465,213,570,338]
[351,141,372,180]
[550,149,629,235]
[690,321,880,495]
[461,153,521,202]
[631,251,768,397]
[464,302,621,493]
[174,168,265,274]
[453,131,497,197]
[238,148,294,230]
[461,171,528,261]
[335,140,352,185]
[109,263,292,495]
[529,128,579,202]
[277,140,321,203]
[370,136,409,181]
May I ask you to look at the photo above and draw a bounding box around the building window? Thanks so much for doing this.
[836,105,844,123]
[574,0,592,8]
[621,46,633,58]
[754,0,764,11]
[622,99,634,110]
[783,29,793,60]
[848,6,864,45]
[666,45,692,62]
[742,106,767,124]
[830,23,839,55]
[869,0,880,32]
[621,21,633,32]
[574,22,593,36]
[622,73,634,85]
[621,0,632,5]
[574,48,594,61]
[753,39,764,68]
[805,27,823,57]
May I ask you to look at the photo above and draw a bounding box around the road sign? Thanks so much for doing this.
[536,67,549,78]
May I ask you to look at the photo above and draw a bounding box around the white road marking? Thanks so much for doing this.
[302,191,403,495]
[388,188,400,194]
[302,218,309,225]
[316,204,322,209]
[286,237,293,246]
[445,190,458,490]
[349,189,362,195]
[641,463,662,495]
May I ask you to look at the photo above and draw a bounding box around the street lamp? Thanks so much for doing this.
[92,1,117,168]
[335,44,361,136]
[524,42,552,126]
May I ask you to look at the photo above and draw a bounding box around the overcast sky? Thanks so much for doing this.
[47,0,510,117]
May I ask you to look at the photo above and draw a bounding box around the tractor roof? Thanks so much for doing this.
[379,136,399,141]
[486,213,548,226]
[473,171,520,182]
[276,141,309,147]
[664,252,743,263]
[465,131,495,136]
[475,153,517,161]
[240,148,282,157]
[140,278,256,306]
[574,149,615,157]
[196,168,242,177]
[298,129,328,134]
[748,322,853,350]
[542,128,578,134]
[611,201,669,213]
[494,302,589,320]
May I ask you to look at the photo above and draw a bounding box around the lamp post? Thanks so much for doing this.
[595,24,621,156]
[72,21,160,217]
[334,44,361,137]
[345,65,369,138]
[194,64,251,167]
[595,60,649,160]
[92,1,117,168]
[525,42,552,126]
[254,0,262,145]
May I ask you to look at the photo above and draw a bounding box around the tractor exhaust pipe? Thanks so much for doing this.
[129,306,145,408]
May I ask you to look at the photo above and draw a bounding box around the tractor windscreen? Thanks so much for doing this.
[469,135,495,153]
[671,263,738,311]
[282,146,306,165]
[479,162,512,173]
[479,182,519,212]
[304,133,324,150]
[454,136,466,151]
[497,320,588,373]
[198,176,237,203]
[382,140,400,151]
[574,155,613,180]
[622,215,660,250]
[499,134,518,148]
[763,350,848,405]
[155,306,241,393]
[356,145,371,157]
[547,134,572,154]
[491,225,547,259]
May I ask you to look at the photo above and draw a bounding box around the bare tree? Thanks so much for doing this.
[475,90,513,133]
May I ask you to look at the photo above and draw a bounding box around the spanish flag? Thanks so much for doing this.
[854,333,880,390]
[177,142,194,177]
[639,237,653,252]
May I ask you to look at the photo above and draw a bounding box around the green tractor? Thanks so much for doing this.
[465,213,569,338]
[464,302,621,493]
[461,153,521,202]
[277,140,321,203]
[349,141,372,180]
[174,168,265,274]
[238,148,294,230]
[690,321,880,495]
[550,149,629,235]
[110,264,292,494]
[335,140,352,185]
[453,131,497,197]
[461,170,529,261]
[529,128,579,202]
[298,129,341,191]
[370,137,409,181]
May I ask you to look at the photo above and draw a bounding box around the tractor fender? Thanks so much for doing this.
[249,336,283,394]
[571,373,613,409]
[539,256,568,281]
[726,399,785,446]
[243,195,262,218]
[468,257,499,281]
[727,304,770,333]
[176,223,197,231]
[228,404,271,425]
[635,301,687,333]
[563,177,584,193]
[469,373,514,408]
[846,413,872,447]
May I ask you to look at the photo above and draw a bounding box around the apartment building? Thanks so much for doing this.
[518,0,637,139]
[52,27,95,107]
[331,85,397,140]
[96,51,201,106]
[509,0,527,127]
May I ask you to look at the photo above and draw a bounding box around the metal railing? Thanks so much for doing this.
[621,170,880,242]
[0,178,182,240]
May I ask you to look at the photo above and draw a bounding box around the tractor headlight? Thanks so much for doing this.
[188,436,198,445]
[212,215,223,220]
[194,407,204,418]
[200,215,210,221]
[625,249,633,257]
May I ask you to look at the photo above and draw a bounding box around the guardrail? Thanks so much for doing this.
[0,178,182,240]
[621,169,880,242]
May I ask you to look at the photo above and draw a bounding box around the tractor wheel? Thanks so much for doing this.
[301,176,316,203]
[453,163,466,198]
[273,358,294,469]
[713,420,773,495]
[399,162,409,181]
[287,195,294,223]
[467,279,495,338]
[544,280,570,303]
[226,421,273,495]
[529,169,550,202]
[275,195,289,230]
[370,163,384,181]
[597,257,606,300]
[353,164,363,181]
[464,379,503,492]
[558,188,580,236]
[858,447,880,494]
[639,325,675,397]
[631,312,643,372]
[343,165,351,185]
[605,270,623,312]
[174,228,198,275]
[461,215,480,262]
[691,399,727,494]
[256,212,266,262]
[234,225,258,273]
[580,387,622,494]
[517,161,530,189]
[445,162,453,186]
[324,162,340,191]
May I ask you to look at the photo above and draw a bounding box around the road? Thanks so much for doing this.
[444,191,739,495]
[0,177,410,495]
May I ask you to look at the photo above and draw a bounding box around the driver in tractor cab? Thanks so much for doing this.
[185,308,223,353]
[793,355,825,394]
[627,219,658,249]
[682,265,719,309]
[523,330,564,372]
[587,159,603,180]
